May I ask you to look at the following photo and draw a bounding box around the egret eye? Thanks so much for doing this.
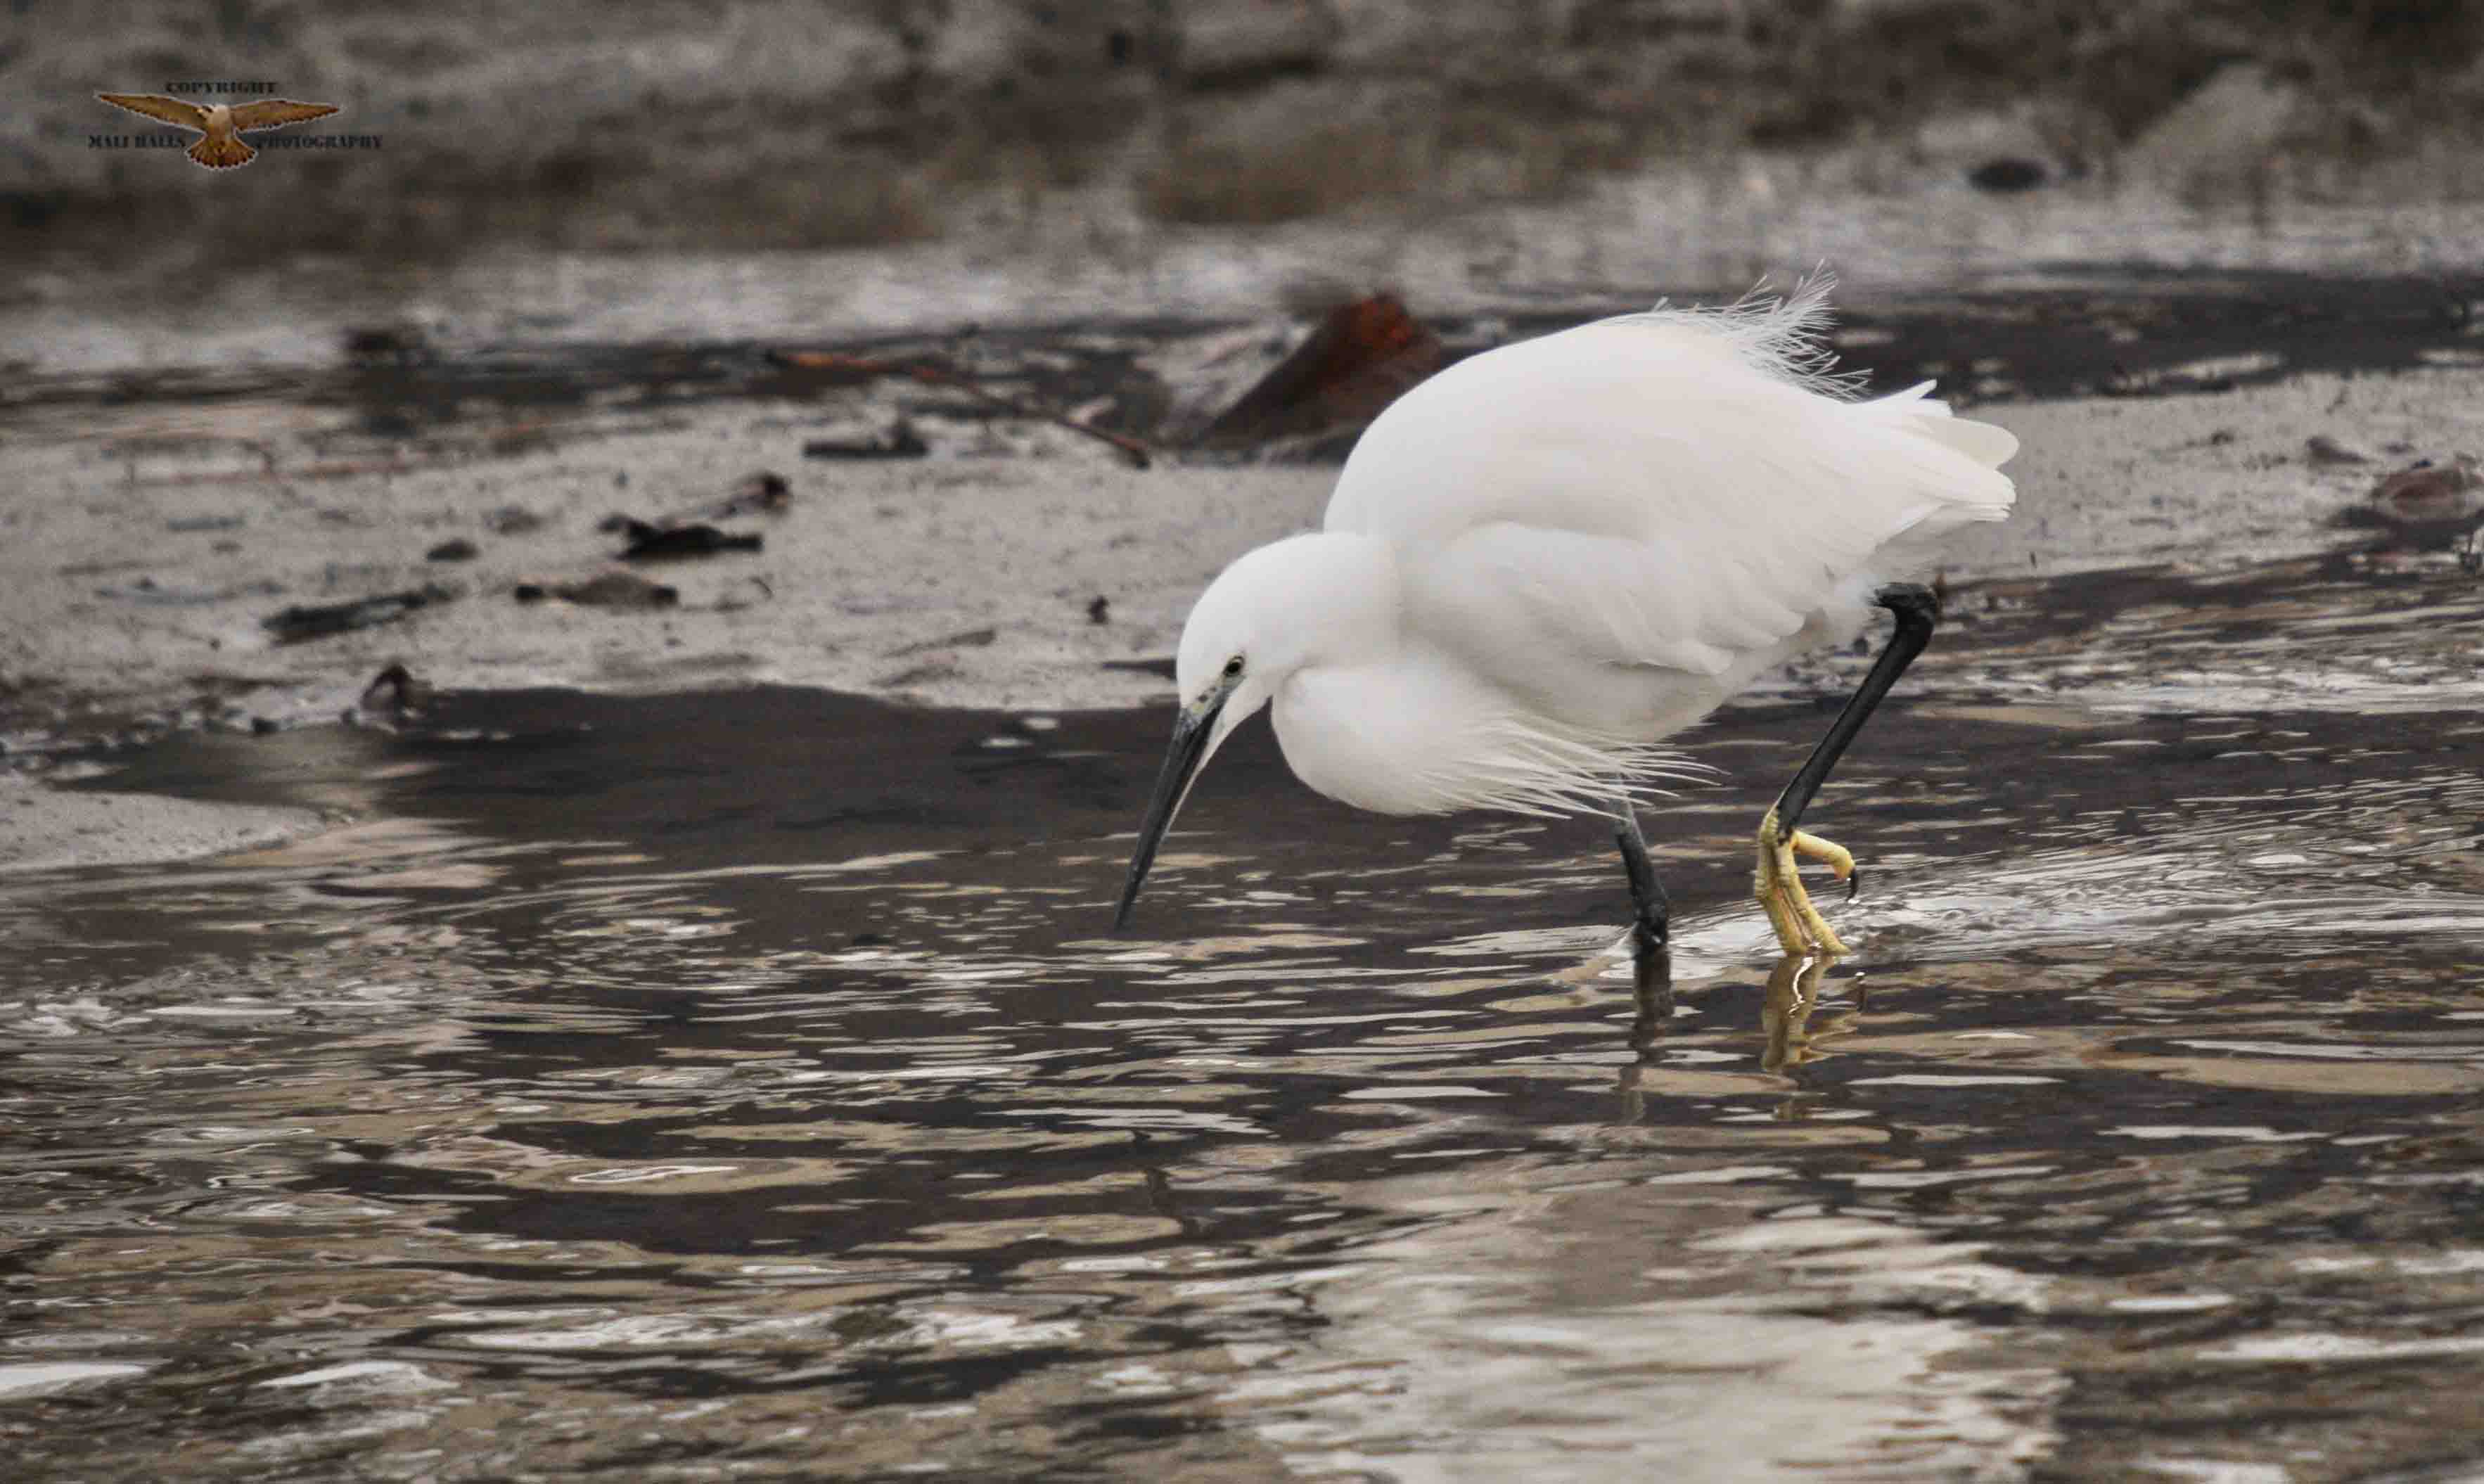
[1222,655,1244,679]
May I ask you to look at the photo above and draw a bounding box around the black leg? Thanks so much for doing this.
[1768,583,1942,897]
[1612,799,1670,951]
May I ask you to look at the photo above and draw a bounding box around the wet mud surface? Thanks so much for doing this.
[23,269,2483,429]
[7,547,2484,1480]
[13,264,2484,743]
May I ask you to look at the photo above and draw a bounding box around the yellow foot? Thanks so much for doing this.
[1753,805,1853,957]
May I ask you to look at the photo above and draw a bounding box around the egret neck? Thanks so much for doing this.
[1115,532,1400,927]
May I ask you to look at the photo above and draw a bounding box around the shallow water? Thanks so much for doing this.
[6,549,2484,1480]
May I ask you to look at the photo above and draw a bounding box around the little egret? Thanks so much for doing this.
[1115,279,2018,963]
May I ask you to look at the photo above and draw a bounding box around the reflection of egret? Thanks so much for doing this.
[1760,953,1864,1076]
[1630,949,1677,1054]
[1116,277,2017,967]
[1615,952,1869,1123]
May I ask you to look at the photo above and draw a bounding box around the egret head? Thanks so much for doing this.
[1114,534,1389,929]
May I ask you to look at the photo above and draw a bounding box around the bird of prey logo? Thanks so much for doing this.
[94,93,340,169]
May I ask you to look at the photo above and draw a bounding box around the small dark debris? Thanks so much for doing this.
[712,575,776,613]
[551,571,679,608]
[98,576,285,607]
[804,421,928,461]
[769,350,1150,466]
[2370,459,2479,521]
[703,471,792,518]
[513,582,549,603]
[489,427,554,459]
[765,347,900,388]
[2305,434,2370,466]
[359,409,421,440]
[249,716,280,735]
[873,662,956,689]
[620,520,763,561]
[342,324,430,361]
[850,931,889,947]
[262,583,456,644]
[735,475,785,514]
[680,471,795,523]
[2336,456,2484,550]
[426,537,480,563]
[165,515,243,533]
[359,662,422,715]
[1087,595,1111,625]
[884,627,999,659]
[1966,158,2048,193]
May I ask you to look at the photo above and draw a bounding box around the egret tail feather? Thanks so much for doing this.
[1621,269,1865,402]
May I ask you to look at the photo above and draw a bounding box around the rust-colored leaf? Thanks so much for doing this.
[1196,293,1447,447]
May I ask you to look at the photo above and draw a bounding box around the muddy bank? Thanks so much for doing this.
[4,345,2478,722]
[0,777,324,874]
[7,274,2484,875]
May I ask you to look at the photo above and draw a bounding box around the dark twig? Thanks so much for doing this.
[769,350,1154,469]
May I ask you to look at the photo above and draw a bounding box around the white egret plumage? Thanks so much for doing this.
[1115,278,2018,965]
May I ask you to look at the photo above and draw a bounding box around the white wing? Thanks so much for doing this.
[1324,287,2016,693]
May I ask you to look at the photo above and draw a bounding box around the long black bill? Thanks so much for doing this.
[1114,694,1226,930]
